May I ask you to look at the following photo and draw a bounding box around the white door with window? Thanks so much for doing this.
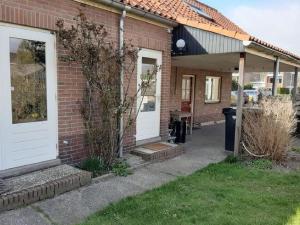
[0,25,58,170]
[136,49,162,141]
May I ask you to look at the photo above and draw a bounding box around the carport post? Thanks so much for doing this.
[272,57,280,96]
[292,67,299,101]
[234,53,246,156]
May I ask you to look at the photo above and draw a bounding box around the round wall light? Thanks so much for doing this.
[176,39,186,50]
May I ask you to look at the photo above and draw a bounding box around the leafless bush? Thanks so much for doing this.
[242,97,296,162]
[56,12,158,167]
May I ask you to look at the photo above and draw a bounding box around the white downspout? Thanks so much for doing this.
[119,7,130,157]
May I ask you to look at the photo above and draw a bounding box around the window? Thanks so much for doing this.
[186,3,213,20]
[269,77,282,84]
[140,57,157,112]
[205,76,221,103]
[182,77,192,101]
[10,38,47,124]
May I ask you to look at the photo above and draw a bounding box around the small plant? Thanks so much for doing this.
[244,83,254,90]
[291,147,300,153]
[232,79,238,91]
[248,159,273,170]
[277,87,290,95]
[80,156,107,177]
[112,160,132,177]
[224,155,238,164]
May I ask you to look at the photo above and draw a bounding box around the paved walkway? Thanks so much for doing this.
[0,124,228,225]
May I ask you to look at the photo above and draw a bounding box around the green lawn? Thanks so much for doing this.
[79,162,300,225]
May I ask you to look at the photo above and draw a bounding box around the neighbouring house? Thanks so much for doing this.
[265,72,298,93]
[233,72,299,93]
[0,0,299,175]
[233,73,268,90]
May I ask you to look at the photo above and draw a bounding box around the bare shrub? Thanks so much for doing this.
[242,97,296,162]
[56,12,158,168]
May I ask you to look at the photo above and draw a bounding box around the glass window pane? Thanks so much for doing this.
[141,96,156,112]
[205,76,221,103]
[186,79,191,90]
[182,89,186,100]
[182,78,186,90]
[10,38,47,124]
[140,57,157,112]
[185,90,191,101]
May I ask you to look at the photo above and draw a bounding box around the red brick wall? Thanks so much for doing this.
[170,67,232,124]
[124,17,171,150]
[0,0,171,165]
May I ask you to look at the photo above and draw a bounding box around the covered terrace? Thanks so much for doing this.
[172,24,300,155]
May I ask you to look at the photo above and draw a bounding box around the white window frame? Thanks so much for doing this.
[205,76,221,103]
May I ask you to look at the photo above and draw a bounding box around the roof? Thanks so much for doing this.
[249,36,300,60]
[120,0,300,61]
[122,0,249,39]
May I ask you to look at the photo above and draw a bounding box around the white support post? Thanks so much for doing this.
[272,57,280,96]
[293,67,299,102]
[234,53,246,157]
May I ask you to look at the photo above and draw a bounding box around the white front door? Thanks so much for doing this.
[136,49,162,141]
[0,24,58,170]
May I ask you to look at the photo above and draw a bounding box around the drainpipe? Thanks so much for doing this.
[119,7,130,158]
[93,0,176,157]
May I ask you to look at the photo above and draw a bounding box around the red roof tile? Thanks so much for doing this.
[122,0,249,39]
[249,36,300,60]
[119,0,300,60]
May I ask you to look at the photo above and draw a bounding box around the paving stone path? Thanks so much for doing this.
[0,124,227,225]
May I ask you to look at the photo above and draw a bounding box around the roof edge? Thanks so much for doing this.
[177,17,250,41]
[244,41,300,68]
[93,0,178,27]
[247,37,300,61]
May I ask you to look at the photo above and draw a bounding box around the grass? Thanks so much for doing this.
[79,162,300,225]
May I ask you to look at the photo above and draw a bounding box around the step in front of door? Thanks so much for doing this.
[0,165,91,212]
[131,142,185,161]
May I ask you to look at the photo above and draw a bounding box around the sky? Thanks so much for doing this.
[200,0,300,56]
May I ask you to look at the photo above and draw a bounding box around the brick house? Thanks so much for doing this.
[233,72,298,92]
[0,0,299,174]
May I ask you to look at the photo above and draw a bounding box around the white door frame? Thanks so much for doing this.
[182,74,195,133]
[136,48,162,142]
[0,24,58,170]
[182,75,195,115]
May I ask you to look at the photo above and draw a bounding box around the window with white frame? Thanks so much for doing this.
[182,77,192,101]
[205,76,221,103]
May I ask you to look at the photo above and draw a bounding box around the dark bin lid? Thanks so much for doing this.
[222,107,236,115]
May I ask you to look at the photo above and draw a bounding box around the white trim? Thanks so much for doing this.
[136,48,162,141]
[0,24,58,170]
[245,47,300,68]
[0,22,53,34]
[182,74,195,133]
[53,35,59,157]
